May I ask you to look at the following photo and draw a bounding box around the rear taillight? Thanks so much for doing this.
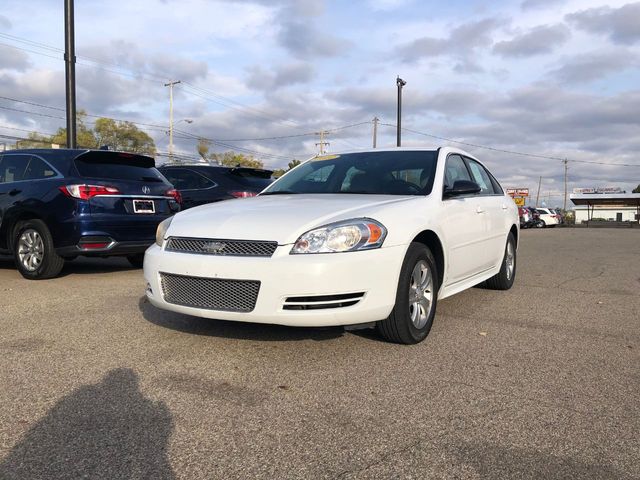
[59,184,120,200]
[230,191,257,198]
[166,189,182,204]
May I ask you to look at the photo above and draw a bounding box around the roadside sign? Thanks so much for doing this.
[514,197,525,207]
[507,188,529,197]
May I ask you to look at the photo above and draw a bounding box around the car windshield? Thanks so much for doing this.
[262,150,438,196]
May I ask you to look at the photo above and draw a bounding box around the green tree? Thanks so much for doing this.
[16,132,55,149]
[287,159,301,170]
[36,111,155,155]
[194,139,265,168]
[50,111,98,149]
[215,151,264,169]
[93,118,156,156]
[633,184,640,193]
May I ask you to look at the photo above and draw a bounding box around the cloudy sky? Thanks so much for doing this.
[1,0,639,205]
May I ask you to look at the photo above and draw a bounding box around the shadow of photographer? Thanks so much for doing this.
[0,368,176,479]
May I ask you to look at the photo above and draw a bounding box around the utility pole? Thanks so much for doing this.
[396,76,406,147]
[164,80,181,163]
[563,159,568,211]
[64,0,77,148]
[372,116,379,148]
[535,176,542,207]
[315,130,329,155]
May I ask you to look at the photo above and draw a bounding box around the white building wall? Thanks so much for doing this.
[574,207,639,222]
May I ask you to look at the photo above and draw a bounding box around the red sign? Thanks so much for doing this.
[507,188,529,197]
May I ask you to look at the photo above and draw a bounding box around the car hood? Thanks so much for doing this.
[167,194,419,245]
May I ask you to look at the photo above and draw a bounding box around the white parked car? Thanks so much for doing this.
[535,208,560,228]
[145,148,519,344]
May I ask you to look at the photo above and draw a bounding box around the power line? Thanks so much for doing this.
[380,123,640,167]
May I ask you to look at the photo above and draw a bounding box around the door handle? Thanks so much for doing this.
[476,206,485,214]
[9,189,21,196]
[502,204,508,210]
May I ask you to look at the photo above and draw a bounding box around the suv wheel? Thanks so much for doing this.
[13,219,65,280]
[377,242,439,344]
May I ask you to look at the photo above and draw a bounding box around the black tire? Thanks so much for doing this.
[13,219,65,280]
[377,242,439,345]
[127,253,145,268]
[536,220,545,228]
[485,233,516,290]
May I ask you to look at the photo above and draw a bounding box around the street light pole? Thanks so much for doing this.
[396,76,406,147]
[64,0,77,148]
[164,80,181,162]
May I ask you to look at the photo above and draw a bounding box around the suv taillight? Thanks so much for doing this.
[166,188,182,204]
[230,191,257,198]
[59,184,121,199]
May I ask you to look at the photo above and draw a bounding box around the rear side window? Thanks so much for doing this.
[163,169,215,190]
[24,157,58,180]
[75,152,165,182]
[0,154,30,183]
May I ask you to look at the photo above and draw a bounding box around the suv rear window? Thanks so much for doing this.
[74,152,165,182]
[226,168,273,190]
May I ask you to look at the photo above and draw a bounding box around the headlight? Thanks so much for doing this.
[155,216,174,246]
[291,218,387,254]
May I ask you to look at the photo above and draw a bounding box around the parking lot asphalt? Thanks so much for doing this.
[0,228,639,479]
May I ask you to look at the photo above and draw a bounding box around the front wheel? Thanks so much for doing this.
[13,219,65,280]
[536,220,545,228]
[485,233,516,290]
[377,242,439,345]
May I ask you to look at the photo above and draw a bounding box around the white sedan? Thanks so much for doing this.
[144,148,518,344]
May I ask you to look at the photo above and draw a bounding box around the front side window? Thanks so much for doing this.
[443,155,472,190]
[466,159,496,195]
[263,151,438,196]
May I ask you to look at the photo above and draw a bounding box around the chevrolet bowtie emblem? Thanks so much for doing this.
[204,242,226,254]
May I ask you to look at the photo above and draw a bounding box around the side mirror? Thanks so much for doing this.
[444,180,481,198]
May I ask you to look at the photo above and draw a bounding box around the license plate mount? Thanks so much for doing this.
[133,199,155,214]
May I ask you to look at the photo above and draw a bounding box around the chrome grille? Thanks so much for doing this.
[160,272,260,312]
[165,237,278,257]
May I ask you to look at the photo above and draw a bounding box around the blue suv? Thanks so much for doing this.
[0,149,180,279]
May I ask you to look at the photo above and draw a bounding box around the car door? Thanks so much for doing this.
[161,168,218,209]
[0,153,31,238]
[465,157,508,269]
[439,154,488,285]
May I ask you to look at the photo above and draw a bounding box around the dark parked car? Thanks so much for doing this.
[158,164,273,209]
[0,149,180,279]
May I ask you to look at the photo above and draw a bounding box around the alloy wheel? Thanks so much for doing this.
[18,229,44,272]
[408,260,434,329]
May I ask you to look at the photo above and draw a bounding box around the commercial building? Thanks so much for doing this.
[570,193,640,224]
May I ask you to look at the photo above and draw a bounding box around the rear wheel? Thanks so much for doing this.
[13,220,65,280]
[485,233,516,290]
[377,243,439,345]
[127,253,145,268]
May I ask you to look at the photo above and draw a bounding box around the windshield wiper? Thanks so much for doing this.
[260,190,299,195]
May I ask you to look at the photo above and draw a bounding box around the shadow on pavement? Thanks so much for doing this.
[452,441,625,480]
[0,369,175,480]
[138,296,345,342]
[0,255,137,277]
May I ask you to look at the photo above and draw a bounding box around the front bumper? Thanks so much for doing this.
[143,243,407,327]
